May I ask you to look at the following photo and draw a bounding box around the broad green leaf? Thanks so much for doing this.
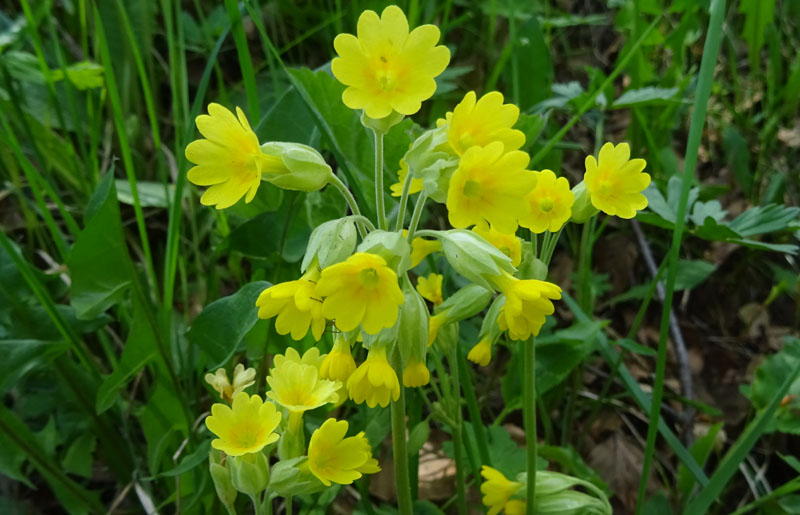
[62,433,97,478]
[407,420,430,457]
[536,319,608,346]
[674,259,715,290]
[138,383,186,475]
[148,439,212,479]
[745,338,800,434]
[228,194,311,262]
[611,86,680,108]
[68,173,133,319]
[187,281,270,368]
[0,340,69,394]
[95,297,159,414]
[729,204,800,237]
[510,14,553,109]
[643,183,676,223]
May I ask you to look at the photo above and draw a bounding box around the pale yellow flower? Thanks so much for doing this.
[347,346,401,407]
[205,393,281,456]
[416,273,444,305]
[307,418,380,486]
[204,364,256,403]
[472,222,522,267]
[439,91,525,156]
[584,142,649,219]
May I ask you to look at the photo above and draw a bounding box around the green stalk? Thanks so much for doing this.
[729,477,800,515]
[328,173,369,237]
[373,129,388,230]
[390,348,414,515]
[524,336,537,515]
[449,348,468,515]
[223,0,259,121]
[395,160,416,231]
[457,347,492,466]
[635,0,726,510]
[406,193,428,241]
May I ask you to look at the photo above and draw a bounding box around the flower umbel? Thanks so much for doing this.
[332,5,450,119]
[256,267,326,341]
[205,364,256,403]
[205,392,282,456]
[316,252,404,334]
[186,104,284,209]
[347,346,401,407]
[519,169,574,233]
[308,418,380,486]
[480,466,524,515]
[446,142,536,233]
[439,91,525,156]
[416,273,444,305]
[492,271,562,341]
[584,142,650,219]
[266,357,340,433]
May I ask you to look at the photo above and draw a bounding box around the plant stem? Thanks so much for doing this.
[390,349,413,515]
[328,173,369,237]
[286,496,292,515]
[457,347,492,466]
[395,162,415,231]
[449,347,468,515]
[406,193,428,241]
[524,336,538,515]
[373,129,388,230]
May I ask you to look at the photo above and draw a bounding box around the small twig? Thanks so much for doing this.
[631,220,695,446]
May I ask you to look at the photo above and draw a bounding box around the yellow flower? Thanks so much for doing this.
[186,104,280,209]
[320,336,357,383]
[410,236,442,267]
[504,500,526,515]
[274,346,325,369]
[467,337,493,367]
[472,222,522,267]
[205,392,282,456]
[267,358,340,433]
[347,346,401,407]
[480,466,523,515]
[492,271,562,341]
[416,273,444,305]
[255,267,326,341]
[427,311,447,346]
[307,418,380,486]
[446,142,536,234]
[390,158,424,197]
[331,5,450,119]
[519,169,574,233]
[205,364,256,403]
[439,91,525,156]
[316,252,404,334]
[584,142,650,219]
[402,356,430,387]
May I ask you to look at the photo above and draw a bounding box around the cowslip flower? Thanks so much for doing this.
[467,336,493,367]
[205,364,256,403]
[320,336,357,383]
[255,267,326,341]
[205,392,282,456]
[446,142,536,234]
[402,356,430,387]
[481,466,523,515]
[267,357,340,434]
[427,311,448,346]
[519,169,574,233]
[410,236,441,267]
[416,273,443,305]
[438,91,525,156]
[331,5,450,119]
[275,346,325,369]
[186,104,279,209]
[584,142,649,219]
[307,418,380,486]
[390,158,424,197]
[347,346,401,407]
[316,252,404,334]
[492,271,562,341]
[472,222,522,267]
[504,500,526,514]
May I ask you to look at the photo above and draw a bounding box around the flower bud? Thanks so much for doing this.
[439,229,515,290]
[404,126,459,203]
[260,142,333,192]
[436,283,492,322]
[301,217,357,271]
[209,450,237,509]
[357,230,412,274]
[569,181,599,223]
[396,279,429,366]
[269,457,326,496]
[229,451,271,496]
[516,242,549,281]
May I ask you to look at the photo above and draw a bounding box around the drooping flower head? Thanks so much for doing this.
[307,418,380,486]
[205,392,282,456]
[186,104,281,209]
[446,142,536,234]
[320,335,357,383]
[256,267,326,341]
[584,142,649,219]
[316,252,404,334]
[472,222,522,267]
[267,354,340,433]
[347,346,401,407]
[427,311,448,346]
[390,157,424,197]
[519,169,574,233]
[205,363,256,403]
[492,271,562,341]
[410,236,442,267]
[332,5,450,119]
[402,355,430,387]
[438,91,525,156]
[467,336,493,367]
[416,273,444,306]
[480,466,524,515]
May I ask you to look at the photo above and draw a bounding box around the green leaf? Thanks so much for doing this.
[745,338,800,434]
[674,259,715,290]
[95,297,159,414]
[739,0,775,69]
[677,423,722,501]
[689,200,727,227]
[115,180,181,208]
[510,14,553,109]
[617,338,657,357]
[611,86,680,108]
[0,340,69,394]
[62,433,97,478]
[187,281,270,368]
[407,420,430,457]
[67,173,133,319]
[538,445,608,491]
[729,204,800,237]
[150,439,211,479]
[722,127,752,194]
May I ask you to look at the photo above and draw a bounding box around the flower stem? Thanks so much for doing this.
[328,173,368,237]
[390,349,413,515]
[449,347,468,515]
[457,347,492,467]
[286,495,292,515]
[395,161,415,231]
[405,193,428,241]
[373,129,388,230]
[524,336,538,515]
